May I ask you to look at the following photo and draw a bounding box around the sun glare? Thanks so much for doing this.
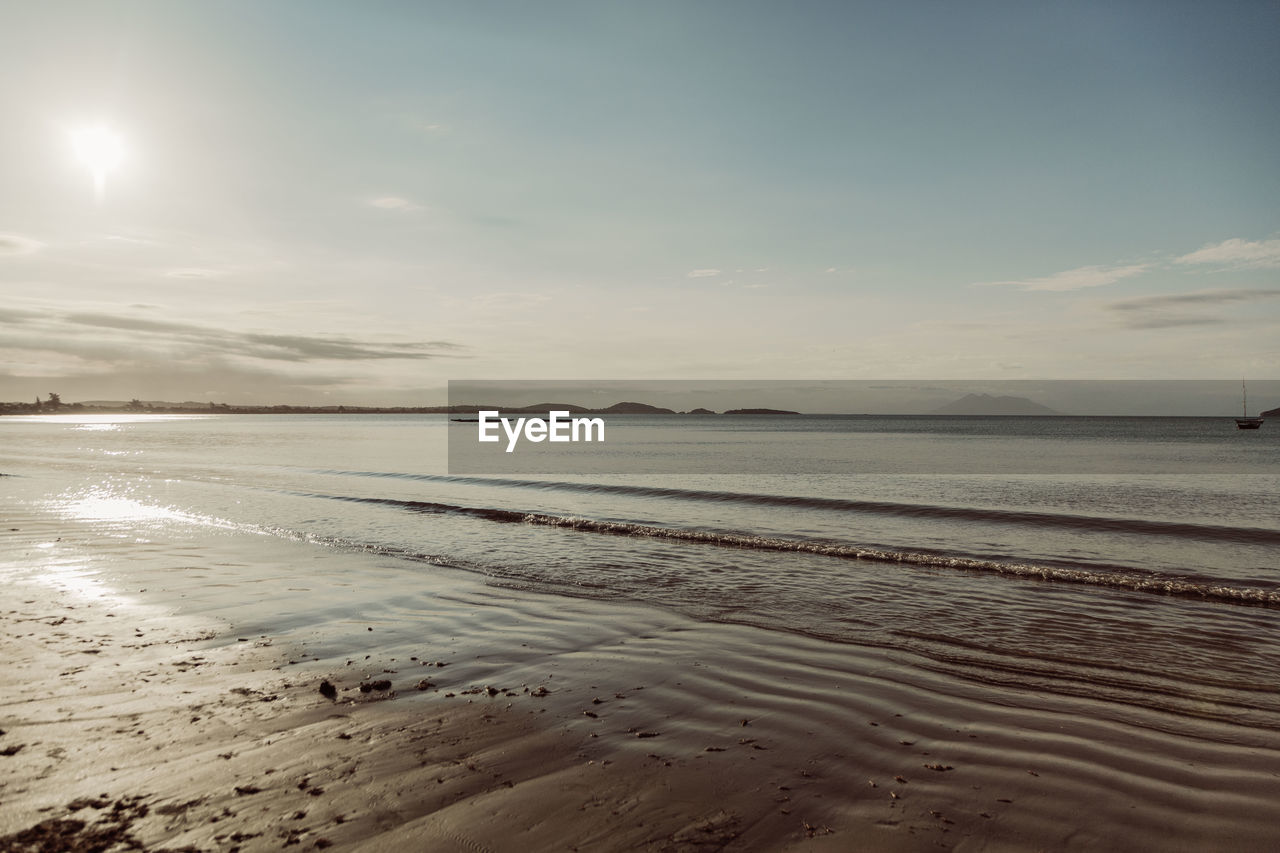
[72,125,124,202]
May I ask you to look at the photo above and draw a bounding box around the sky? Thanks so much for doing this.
[2,1,1278,410]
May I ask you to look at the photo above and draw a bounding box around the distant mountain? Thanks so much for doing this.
[1260,405,1279,418]
[932,394,1061,415]
[461,402,675,414]
[596,401,676,414]
[509,402,591,413]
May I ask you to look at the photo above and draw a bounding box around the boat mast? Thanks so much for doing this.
[1243,378,1248,417]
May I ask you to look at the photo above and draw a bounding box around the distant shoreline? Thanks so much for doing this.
[0,402,803,416]
[3,406,1274,418]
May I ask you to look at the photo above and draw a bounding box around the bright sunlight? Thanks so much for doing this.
[71,125,124,202]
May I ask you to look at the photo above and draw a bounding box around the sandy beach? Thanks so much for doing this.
[4,495,1280,853]
[0,511,914,851]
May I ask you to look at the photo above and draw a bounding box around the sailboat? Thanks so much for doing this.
[1236,379,1264,429]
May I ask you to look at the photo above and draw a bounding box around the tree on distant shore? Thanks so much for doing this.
[128,399,144,410]
[46,392,61,409]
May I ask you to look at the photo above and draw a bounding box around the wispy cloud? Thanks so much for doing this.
[243,333,461,362]
[379,103,453,139]
[63,312,464,362]
[396,119,449,135]
[1110,288,1280,311]
[1107,288,1280,329]
[977,235,1280,295]
[0,307,42,323]
[466,291,553,310]
[2,307,466,365]
[0,233,44,256]
[164,267,227,279]
[0,363,356,402]
[979,263,1150,292]
[97,233,160,248]
[1175,237,1280,270]
[1116,314,1225,330]
[368,196,423,212]
[686,269,721,278]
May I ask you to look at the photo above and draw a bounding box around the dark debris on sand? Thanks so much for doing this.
[0,794,203,853]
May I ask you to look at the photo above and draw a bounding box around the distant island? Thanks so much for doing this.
[931,394,1061,416]
[722,408,801,415]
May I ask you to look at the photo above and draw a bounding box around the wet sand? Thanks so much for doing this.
[3,509,1279,851]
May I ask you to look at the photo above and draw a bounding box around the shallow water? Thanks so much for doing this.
[3,413,1279,733]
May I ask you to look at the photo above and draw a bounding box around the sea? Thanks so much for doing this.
[4,413,1280,736]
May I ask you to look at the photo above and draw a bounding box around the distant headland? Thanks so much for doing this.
[930,394,1061,416]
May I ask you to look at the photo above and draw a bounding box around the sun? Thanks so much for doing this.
[71,125,124,202]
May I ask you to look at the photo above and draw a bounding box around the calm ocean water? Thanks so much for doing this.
[4,413,1280,731]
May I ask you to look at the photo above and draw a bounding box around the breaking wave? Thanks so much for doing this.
[307,491,1280,607]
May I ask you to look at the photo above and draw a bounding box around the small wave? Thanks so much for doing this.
[313,492,1280,607]
[310,470,1280,546]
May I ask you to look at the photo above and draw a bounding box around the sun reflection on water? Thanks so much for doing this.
[40,557,120,602]
[15,537,127,605]
[54,490,241,533]
[64,494,189,524]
